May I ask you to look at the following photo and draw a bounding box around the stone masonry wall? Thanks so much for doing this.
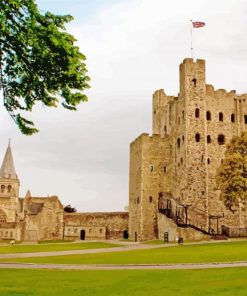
[23,196,64,241]
[129,133,170,241]
[130,58,247,241]
[64,212,128,240]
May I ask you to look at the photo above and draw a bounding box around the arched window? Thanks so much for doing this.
[1,185,5,193]
[0,209,7,223]
[177,138,181,148]
[195,108,200,118]
[182,110,185,119]
[164,125,167,133]
[149,196,153,203]
[218,134,225,145]
[206,111,211,120]
[207,158,211,164]
[7,185,11,193]
[219,112,224,121]
[231,114,235,123]
[137,197,140,204]
[180,158,183,165]
[195,133,201,142]
[207,135,211,143]
[192,78,197,87]
[150,165,154,172]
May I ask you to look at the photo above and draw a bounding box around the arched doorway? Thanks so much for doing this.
[123,230,129,239]
[80,229,86,240]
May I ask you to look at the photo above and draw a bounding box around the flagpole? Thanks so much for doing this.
[190,20,193,59]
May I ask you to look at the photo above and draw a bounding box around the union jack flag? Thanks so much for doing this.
[192,21,205,28]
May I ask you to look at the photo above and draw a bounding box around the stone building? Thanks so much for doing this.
[0,142,128,241]
[129,58,247,241]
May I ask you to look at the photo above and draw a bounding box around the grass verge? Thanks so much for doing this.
[0,241,120,254]
[1,240,247,264]
[0,268,247,296]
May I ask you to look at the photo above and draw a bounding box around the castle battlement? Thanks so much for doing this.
[129,58,247,242]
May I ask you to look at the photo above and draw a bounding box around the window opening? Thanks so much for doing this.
[231,114,235,123]
[195,133,200,142]
[219,112,224,121]
[206,111,211,120]
[1,185,5,193]
[192,78,197,87]
[195,108,200,118]
[207,135,211,143]
[218,134,225,145]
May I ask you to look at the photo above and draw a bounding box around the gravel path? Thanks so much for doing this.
[0,262,247,270]
[0,243,164,259]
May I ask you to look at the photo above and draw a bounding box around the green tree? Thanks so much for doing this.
[64,204,77,213]
[0,0,90,134]
[216,132,247,212]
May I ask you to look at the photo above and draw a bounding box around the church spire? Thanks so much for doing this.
[0,140,18,179]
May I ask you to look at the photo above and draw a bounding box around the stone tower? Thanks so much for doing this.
[0,141,20,223]
[129,58,247,241]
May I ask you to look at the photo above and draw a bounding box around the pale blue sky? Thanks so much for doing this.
[36,0,120,20]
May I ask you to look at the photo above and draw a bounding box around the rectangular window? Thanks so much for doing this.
[244,115,247,124]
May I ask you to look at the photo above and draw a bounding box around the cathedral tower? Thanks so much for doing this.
[0,141,20,223]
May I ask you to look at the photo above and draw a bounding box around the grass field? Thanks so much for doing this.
[1,241,247,264]
[0,241,120,254]
[0,268,246,296]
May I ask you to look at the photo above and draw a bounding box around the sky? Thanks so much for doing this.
[0,0,247,211]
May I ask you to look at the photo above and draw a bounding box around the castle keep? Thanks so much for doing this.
[129,58,247,241]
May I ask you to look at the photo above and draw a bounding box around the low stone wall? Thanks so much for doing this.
[64,212,129,240]
[158,213,210,242]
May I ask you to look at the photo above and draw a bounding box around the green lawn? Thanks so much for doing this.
[0,241,120,254]
[2,241,247,264]
[0,268,246,296]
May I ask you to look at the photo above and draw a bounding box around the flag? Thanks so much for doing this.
[192,21,205,28]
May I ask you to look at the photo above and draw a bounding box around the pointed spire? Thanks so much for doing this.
[25,190,31,198]
[0,140,17,179]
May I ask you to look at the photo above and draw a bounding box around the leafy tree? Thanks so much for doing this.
[216,132,247,212]
[64,204,77,213]
[0,0,90,134]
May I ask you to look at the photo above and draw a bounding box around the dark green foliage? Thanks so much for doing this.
[0,0,90,134]
[64,204,77,213]
[216,132,247,212]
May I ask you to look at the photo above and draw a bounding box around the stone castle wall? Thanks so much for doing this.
[64,212,129,240]
[22,196,64,241]
[129,133,170,241]
[129,58,247,241]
